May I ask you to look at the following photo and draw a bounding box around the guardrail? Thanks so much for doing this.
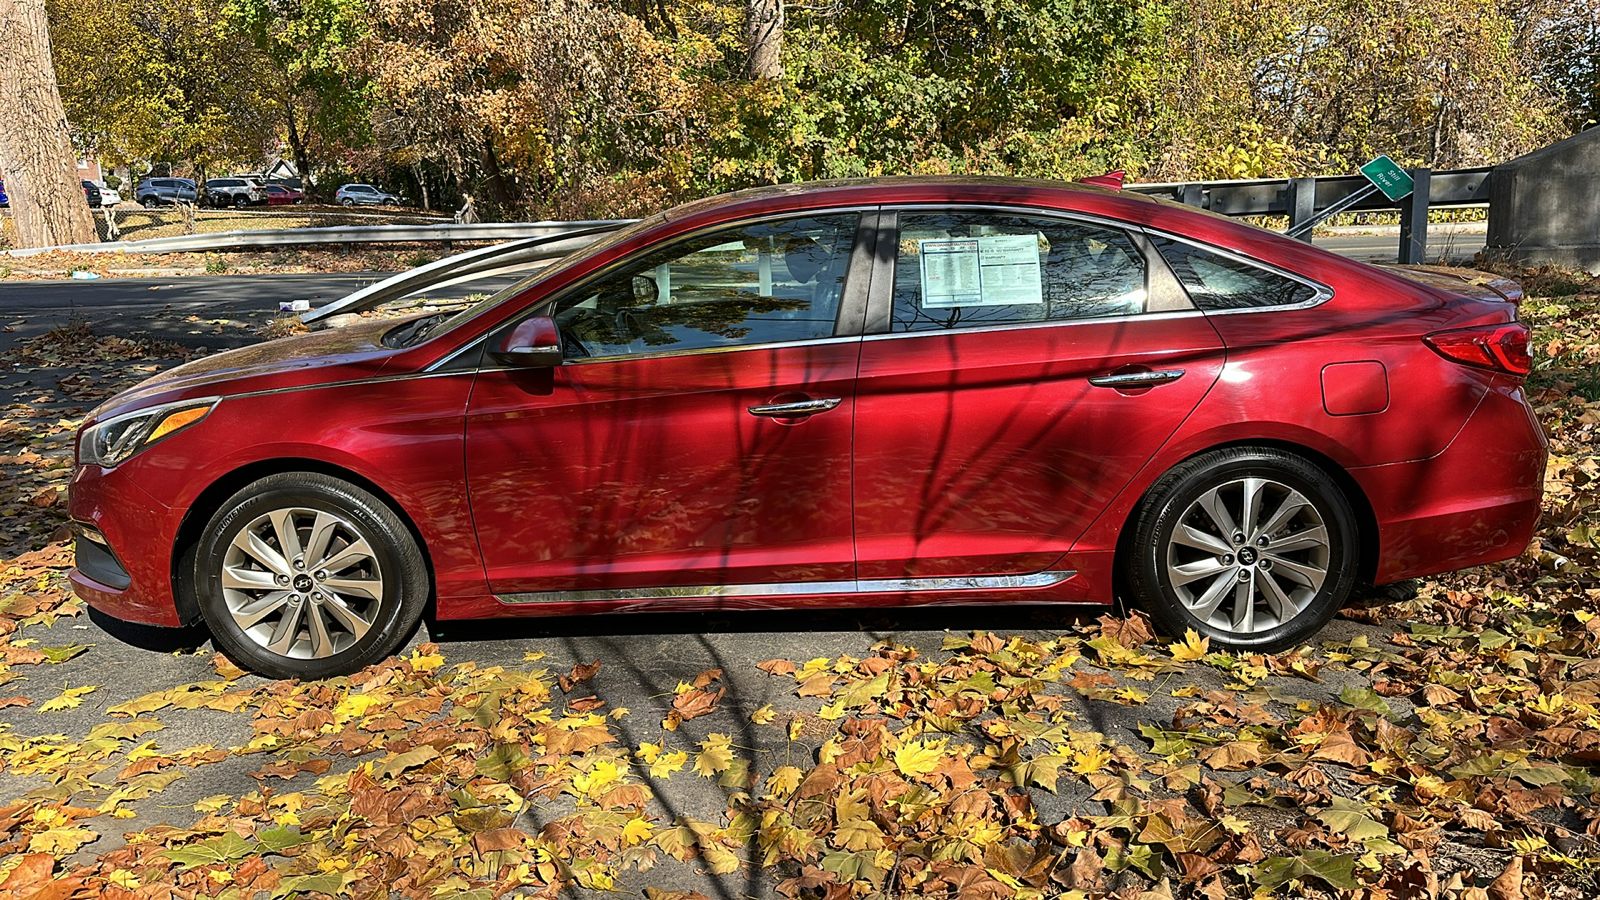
[1128,167,1492,264]
[5,167,1490,263]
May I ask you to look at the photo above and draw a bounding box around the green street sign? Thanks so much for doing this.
[1359,155,1414,201]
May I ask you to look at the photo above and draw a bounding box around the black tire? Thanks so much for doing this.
[340,198,354,207]
[191,473,429,679]
[234,195,249,209]
[1123,447,1358,653]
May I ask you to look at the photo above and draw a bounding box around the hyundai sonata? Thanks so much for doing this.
[70,177,1545,678]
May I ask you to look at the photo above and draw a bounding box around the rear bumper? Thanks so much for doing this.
[1354,377,1546,584]
[67,464,188,627]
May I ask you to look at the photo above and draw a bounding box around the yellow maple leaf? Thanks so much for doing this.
[193,794,231,813]
[765,765,804,800]
[39,685,96,713]
[28,826,98,854]
[787,716,804,741]
[108,870,140,889]
[694,735,735,777]
[893,739,948,779]
[750,703,776,725]
[637,742,663,765]
[650,750,687,779]
[1168,629,1211,661]
[622,817,654,846]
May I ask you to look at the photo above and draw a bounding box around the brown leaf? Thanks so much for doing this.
[671,686,724,721]
[0,853,54,890]
[559,659,601,693]
[1057,845,1104,891]
[1487,854,1524,900]
[758,659,796,676]
[254,758,332,780]
[472,828,527,854]
[1098,613,1154,647]
[691,668,723,688]
[211,652,249,680]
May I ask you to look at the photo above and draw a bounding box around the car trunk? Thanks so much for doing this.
[1376,264,1524,305]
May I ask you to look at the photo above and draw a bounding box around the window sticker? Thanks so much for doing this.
[918,234,1043,308]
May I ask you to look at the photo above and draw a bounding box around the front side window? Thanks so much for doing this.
[546,213,859,361]
[891,212,1149,332]
[1149,236,1319,310]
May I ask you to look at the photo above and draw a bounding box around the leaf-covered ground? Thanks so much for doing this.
[0,267,1595,899]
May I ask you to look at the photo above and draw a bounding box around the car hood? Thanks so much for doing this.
[92,317,404,421]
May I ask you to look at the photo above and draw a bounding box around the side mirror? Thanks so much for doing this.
[491,316,564,368]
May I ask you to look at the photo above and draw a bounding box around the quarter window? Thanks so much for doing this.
[1149,236,1319,310]
[891,212,1149,332]
[547,213,859,360]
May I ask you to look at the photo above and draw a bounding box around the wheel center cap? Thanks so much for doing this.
[1237,547,1258,566]
[293,574,314,592]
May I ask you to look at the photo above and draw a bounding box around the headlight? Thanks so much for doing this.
[78,397,220,468]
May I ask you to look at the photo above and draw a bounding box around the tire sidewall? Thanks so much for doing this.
[194,475,427,680]
[1133,451,1358,653]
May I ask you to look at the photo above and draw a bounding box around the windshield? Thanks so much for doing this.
[416,216,664,344]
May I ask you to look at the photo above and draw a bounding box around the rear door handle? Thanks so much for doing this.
[1088,368,1185,388]
[748,398,842,418]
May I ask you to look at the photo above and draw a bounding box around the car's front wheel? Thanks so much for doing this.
[192,473,429,679]
[1124,447,1358,653]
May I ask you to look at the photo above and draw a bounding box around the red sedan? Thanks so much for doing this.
[261,184,302,206]
[68,178,1545,679]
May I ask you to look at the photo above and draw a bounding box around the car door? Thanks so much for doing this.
[464,210,875,600]
[852,207,1227,580]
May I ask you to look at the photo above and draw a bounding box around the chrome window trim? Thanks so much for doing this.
[858,307,1212,343]
[1136,227,1335,314]
[498,569,1075,604]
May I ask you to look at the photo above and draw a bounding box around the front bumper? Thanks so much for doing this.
[67,464,188,627]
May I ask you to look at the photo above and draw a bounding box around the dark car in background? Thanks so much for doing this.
[0,180,8,207]
[205,178,265,209]
[335,183,400,206]
[82,180,102,208]
[135,178,198,207]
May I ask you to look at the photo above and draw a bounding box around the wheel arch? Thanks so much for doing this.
[170,457,437,626]
[1112,438,1380,594]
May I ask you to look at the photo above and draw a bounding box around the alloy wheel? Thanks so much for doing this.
[1163,477,1331,634]
[219,506,385,659]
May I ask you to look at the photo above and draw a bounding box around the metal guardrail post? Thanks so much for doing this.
[1286,177,1316,243]
[1399,168,1432,264]
[1180,184,1205,208]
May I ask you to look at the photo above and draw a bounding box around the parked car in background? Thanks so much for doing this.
[81,181,102,208]
[261,184,303,206]
[335,183,400,206]
[0,180,8,207]
[67,177,1546,678]
[135,178,198,207]
[97,183,122,207]
[205,178,265,209]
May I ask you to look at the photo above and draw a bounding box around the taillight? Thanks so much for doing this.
[1423,322,1533,376]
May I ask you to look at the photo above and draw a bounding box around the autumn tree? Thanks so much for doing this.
[745,0,781,79]
[227,0,372,197]
[0,0,96,247]
[48,0,280,178]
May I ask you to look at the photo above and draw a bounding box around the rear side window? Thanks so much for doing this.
[890,212,1149,332]
[1150,237,1319,310]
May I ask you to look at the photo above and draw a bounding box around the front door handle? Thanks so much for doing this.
[1088,368,1185,389]
[748,398,842,418]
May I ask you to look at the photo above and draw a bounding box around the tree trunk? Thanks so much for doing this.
[284,102,315,198]
[746,0,783,80]
[0,0,96,248]
[478,129,514,214]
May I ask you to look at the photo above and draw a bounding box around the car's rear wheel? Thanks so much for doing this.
[192,473,429,679]
[234,195,249,209]
[340,198,354,207]
[1124,447,1358,653]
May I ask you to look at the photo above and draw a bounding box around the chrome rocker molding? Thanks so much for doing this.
[498,570,1076,605]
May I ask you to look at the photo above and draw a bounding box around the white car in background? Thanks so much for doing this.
[97,183,123,206]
